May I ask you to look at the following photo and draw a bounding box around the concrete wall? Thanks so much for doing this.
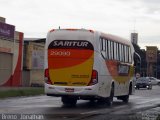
[23,41,45,86]
[0,17,23,87]
[0,33,24,86]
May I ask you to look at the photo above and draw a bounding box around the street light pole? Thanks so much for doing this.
[134,52,141,75]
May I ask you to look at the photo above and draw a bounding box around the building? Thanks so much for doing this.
[131,32,138,45]
[146,46,158,77]
[23,38,45,86]
[0,16,23,87]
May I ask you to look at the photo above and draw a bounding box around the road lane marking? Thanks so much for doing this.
[81,111,98,115]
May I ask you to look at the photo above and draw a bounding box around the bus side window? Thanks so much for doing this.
[114,42,117,60]
[121,44,125,62]
[126,46,129,63]
[119,44,122,61]
[117,43,120,61]
[100,38,103,51]
[108,40,111,59]
[110,41,113,60]
[124,45,127,63]
[129,47,132,63]
[106,39,109,59]
[100,38,106,59]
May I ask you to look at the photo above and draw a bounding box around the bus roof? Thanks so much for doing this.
[100,32,131,45]
[49,28,94,33]
[48,28,131,46]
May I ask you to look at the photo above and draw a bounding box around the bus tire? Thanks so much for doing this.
[119,84,132,103]
[122,95,129,103]
[106,84,114,106]
[117,94,129,103]
[129,83,132,95]
[61,96,77,106]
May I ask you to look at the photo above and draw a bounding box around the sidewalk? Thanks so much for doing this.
[0,87,44,99]
[0,87,43,91]
[0,87,24,91]
[137,106,160,120]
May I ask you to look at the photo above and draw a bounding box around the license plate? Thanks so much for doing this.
[65,88,74,92]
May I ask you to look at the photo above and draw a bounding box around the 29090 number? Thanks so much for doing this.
[50,50,71,56]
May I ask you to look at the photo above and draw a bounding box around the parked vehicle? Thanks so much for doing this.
[135,77,152,90]
[147,77,160,86]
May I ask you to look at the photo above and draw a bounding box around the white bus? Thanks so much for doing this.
[44,28,135,106]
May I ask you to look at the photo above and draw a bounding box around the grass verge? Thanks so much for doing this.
[0,87,44,99]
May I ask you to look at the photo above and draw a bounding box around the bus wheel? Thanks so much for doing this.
[122,95,129,103]
[106,84,114,106]
[117,95,129,103]
[121,84,132,103]
[61,96,77,106]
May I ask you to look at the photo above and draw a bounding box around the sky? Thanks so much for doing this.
[0,0,160,49]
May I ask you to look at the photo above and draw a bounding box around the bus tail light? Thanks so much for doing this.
[45,68,52,84]
[49,29,55,32]
[66,28,78,31]
[88,70,98,86]
[88,29,94,33]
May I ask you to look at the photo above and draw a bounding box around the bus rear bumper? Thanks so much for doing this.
[45,83,99,97]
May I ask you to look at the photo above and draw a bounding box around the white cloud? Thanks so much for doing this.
[0,0,160,48]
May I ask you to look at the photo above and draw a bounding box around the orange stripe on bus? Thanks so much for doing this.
[48,49,93,69]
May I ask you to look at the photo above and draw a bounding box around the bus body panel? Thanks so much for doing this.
[44,29,135,99]
[48,40,94,86]
[45,30,100,97]
[45,83,99,96]
[93,51,112,97]
[99,33,135,97]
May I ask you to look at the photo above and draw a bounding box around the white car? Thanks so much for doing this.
[147,77,160,86]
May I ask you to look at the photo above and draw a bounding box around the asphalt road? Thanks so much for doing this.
[0,86,160,120]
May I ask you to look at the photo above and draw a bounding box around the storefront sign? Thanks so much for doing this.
[146,46,157,63]
[32,50,44,69]
[0,22,15,39]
